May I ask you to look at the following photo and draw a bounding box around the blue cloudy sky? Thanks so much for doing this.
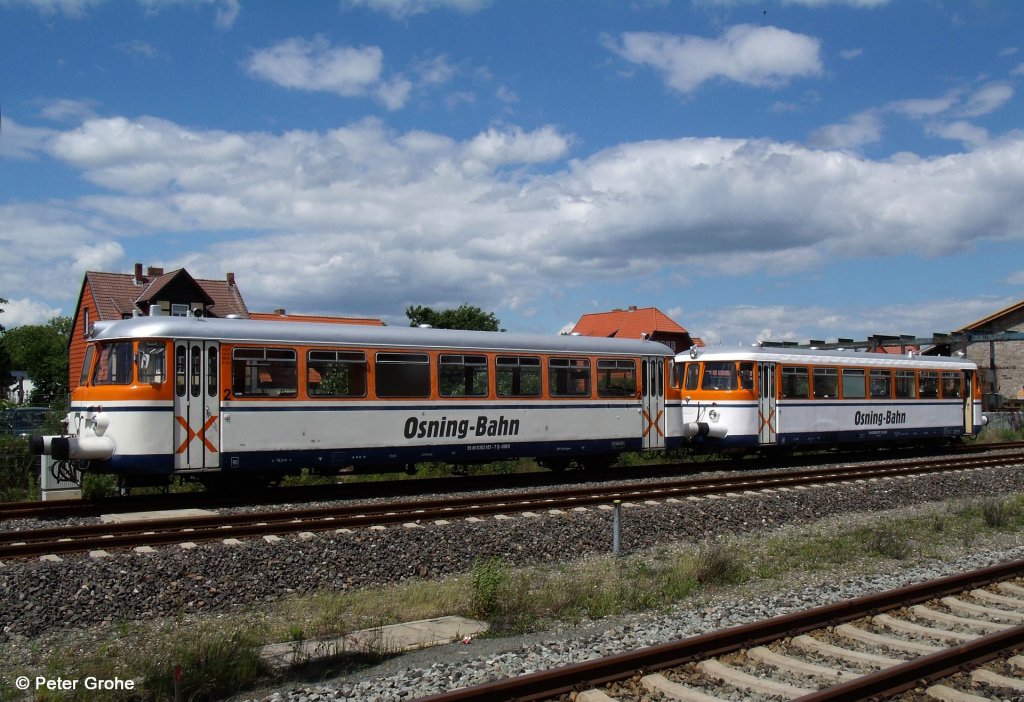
[1,0,1022,345]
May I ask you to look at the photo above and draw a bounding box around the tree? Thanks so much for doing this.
[406,304,503,332]
[1,316,71,405]
[0,298,13,393]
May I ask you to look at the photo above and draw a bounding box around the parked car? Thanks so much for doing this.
[0,406,51,437]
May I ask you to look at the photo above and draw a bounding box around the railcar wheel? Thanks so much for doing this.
[537,457,572,472]
[584,454,615,471]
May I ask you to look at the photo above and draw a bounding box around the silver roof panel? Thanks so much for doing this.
[91,316,674,357]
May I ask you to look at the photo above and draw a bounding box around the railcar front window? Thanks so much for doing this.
[941,372,962,399]
[137,342,166,384]
[894,370,915,399]
[684,362,700,391]
[781,366,809,399]
[841,368,866,399]
[870,369,892,398]
[376,353,430,398]
[80,346,95,387]
[439,354,488,397]
[231,348,297,397]
[496,356,541,397]
[701,362,738,391]
[549,357,591,397]
[92,341,134,385]
[308,350,367,397]
[918,371,939,399]
[597,359,636,397]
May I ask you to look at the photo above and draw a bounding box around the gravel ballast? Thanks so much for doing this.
[2,461,1024,700]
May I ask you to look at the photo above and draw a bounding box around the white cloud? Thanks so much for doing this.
[809,112,882,149]
[8,114,1024,327]
[927,121,989,148]
[888,93,959,119]
[463,125,571,170]
[0,117,56,160]
[605,24,822,95]
[955,82,1013,118]
[246,37,384,97]
[0,298,65,328]
[4,0,241,26]
[343,0,489,19]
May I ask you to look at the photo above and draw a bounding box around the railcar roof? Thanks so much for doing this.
[677,345,976,369]
[90,316,675,357]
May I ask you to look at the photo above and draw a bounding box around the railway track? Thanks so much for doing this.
[2,449,1022,560]
[416,559,1024,702]
[3,442,1013,523]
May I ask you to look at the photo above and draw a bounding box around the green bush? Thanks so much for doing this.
[0,436,38,502]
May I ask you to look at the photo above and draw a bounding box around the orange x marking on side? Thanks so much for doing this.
[758,407,776,435]
[175,415,219,454]
[641,408,664,438]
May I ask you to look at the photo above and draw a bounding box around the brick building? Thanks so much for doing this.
[957,299,1024,408]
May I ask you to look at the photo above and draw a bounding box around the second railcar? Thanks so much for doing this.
[675,346,984,450]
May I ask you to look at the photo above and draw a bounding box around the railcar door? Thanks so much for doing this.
[641,357,666,450]
[963,370,976,433]
[757,362,777,445]
[173,340,221,471]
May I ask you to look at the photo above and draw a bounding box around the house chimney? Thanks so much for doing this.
[226,272,235,286]
[628,305,637,312]
[147,266,164,276]
[133,263,144,284]
[274,308,286,316]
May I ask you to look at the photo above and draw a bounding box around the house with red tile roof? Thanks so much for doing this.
[68,264,382,391]
[68,264,249,391]
[570,306,695,353]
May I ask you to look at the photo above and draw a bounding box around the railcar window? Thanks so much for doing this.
[439,354,488,397]
[701,362,738,391]
[894,370,915,399]
[597,359,637,397]
[207,346,218,397]
[941,371,962,399]
[190,345,202,398]
[684,363,700,391]
[231,348,297,397]
[739,363,754,391]
[549,357,591,397]
[496,356,541,397]
[92,341,134,385]
[80,346,95,387]
[869,369,892,398]
[812,367,839,399]
[841,368,866,399]
[175,345,186,397]
[376,352,430,398]
[137,342,165,384]
[918,371,939,399]
[781,366,809,399]
[307,350,367,397]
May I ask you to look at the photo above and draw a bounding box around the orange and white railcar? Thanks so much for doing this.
[674,346,984,450]
[33,316,676,487]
